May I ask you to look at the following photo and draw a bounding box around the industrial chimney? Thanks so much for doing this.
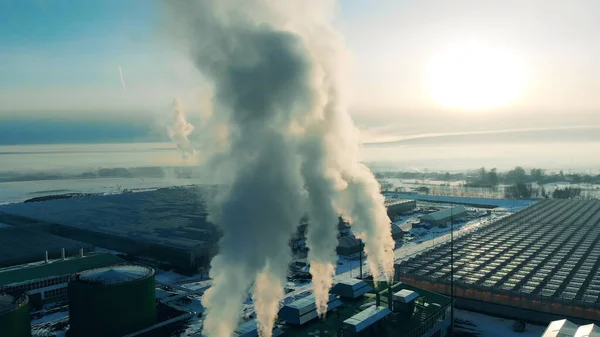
[61,248,65,260]
[79,247,84,258]
[45,251,49,263]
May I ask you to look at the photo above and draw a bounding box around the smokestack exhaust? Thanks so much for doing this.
[165,1,397,336]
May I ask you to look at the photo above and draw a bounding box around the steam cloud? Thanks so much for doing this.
[166,1,395,336]
[168,97,197,159]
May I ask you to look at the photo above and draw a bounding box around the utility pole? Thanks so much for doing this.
[450,204,455,335]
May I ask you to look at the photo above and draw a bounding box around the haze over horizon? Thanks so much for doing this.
[1,0,599,169]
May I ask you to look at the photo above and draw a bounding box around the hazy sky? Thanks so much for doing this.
[0,1,599,153]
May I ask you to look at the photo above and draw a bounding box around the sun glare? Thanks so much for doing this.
[427,41,526,110]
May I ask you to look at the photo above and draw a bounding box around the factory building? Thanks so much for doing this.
[277,280,452,337]
[0,187,219,270]
[420,206,467,227]
[0,252,123,309]
[0,226,93,268]
[385,200,417,219]
[0,293,31,337]
[68,265,157,337]
[396,200,600,324]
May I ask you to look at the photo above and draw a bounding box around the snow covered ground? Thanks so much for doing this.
[31,310,69,325]
[455,309,546,337]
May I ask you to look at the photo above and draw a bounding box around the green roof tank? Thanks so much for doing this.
[68,265,156,337]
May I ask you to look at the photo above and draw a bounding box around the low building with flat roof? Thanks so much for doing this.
[0,252,123,308]
[420,206,467,227]
[385,200,417,219]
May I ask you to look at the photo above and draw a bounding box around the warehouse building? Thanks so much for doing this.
[0,252,123,309]
[396,199,600,324]
[0,187,218,269]
[420,206,467,227]
[277,280,452,337]
[0,227,93,268]
[68,265,157,337]
[385,200,417,219]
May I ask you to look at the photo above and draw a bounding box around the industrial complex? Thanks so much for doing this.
[4,182,600,336]
[396,199,600,323]
[276,279,451,337]
[0,187,219,270]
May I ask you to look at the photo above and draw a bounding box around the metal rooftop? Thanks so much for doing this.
[0,226,93,267]
[0,186,217,251]
[279,295,343,325]
[542,319,600,337]
[398,200,600,306]
[343,305,391,333]
[331,278,373,299]
[0,253,124,287]
[78,265,152,285]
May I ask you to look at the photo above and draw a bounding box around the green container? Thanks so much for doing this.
[0,294,31,337]
[68,265,156,337]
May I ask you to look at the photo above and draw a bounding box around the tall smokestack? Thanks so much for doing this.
[61,248,65,260]
[79,247,84,258]
[165,1,396,336]
[45,251,48,264]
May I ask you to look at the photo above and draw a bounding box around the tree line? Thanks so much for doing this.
[375,167,600,200]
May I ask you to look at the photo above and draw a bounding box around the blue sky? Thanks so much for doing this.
[0,0,599,147]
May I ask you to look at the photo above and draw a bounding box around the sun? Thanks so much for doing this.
[426,41,526,110]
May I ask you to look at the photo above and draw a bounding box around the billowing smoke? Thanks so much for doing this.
[168,97,197,159]
[165,1,395,336]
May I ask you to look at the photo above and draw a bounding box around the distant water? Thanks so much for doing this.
[0,143,198,204]
[1,140,599,204]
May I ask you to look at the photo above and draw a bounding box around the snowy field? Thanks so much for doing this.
[455,309,546,337]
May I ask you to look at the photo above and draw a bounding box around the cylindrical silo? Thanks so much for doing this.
[0,293,31,337]
[68,265,156,337]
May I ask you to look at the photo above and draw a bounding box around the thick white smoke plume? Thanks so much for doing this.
[168,97,197,159]
[166,1,395,336]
